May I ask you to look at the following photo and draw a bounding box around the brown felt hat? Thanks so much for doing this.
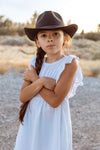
[24,11,78,41]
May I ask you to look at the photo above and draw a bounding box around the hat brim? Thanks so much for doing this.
[24,24,78,41]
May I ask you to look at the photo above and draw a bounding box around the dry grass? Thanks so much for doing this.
[79,59,100,77]
[0,44,36,74]
[0,35,34,46]
[0,37,100,77]
[0,61,29,75]
[70,39,100,60]
[0,58,100,78]
[75,32,100,41]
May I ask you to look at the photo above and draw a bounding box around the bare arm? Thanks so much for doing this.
[19,65,56,103]
[19,78,44,103]
[20,59,77,107]
[39,58,78,108]
[19,65,44,103]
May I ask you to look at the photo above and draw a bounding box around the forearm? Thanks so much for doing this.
[40,88,57,108]
[20,78,44,103]
[39,71,76,108]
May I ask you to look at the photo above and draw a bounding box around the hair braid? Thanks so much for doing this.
[19,47,46,124]
[35,47,46,75]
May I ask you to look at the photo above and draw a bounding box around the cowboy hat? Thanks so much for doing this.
[24,11,78,41]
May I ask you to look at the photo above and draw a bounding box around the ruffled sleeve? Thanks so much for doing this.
[67,55,83,99]
[28,54,36,70]
[56,55,83,99]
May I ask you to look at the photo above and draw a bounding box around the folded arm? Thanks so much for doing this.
[19,78,44,103]
[19,66,56,103]
[20,58,78,107]
[40,59,78,107]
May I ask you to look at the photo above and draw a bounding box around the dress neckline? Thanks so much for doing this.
[44,55,67,65]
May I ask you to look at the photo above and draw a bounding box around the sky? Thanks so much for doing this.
[0,0,100,33]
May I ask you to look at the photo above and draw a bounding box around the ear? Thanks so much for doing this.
[62,37,67,49]
[64,33,71,41]
[36,39,41,48]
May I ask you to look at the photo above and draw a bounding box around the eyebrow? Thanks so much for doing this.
[39,31,47,34]
[38,30,62,34]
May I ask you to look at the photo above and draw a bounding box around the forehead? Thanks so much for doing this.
[38,29,63,34]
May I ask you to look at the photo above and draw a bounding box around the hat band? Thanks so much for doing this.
[35,25,65,29]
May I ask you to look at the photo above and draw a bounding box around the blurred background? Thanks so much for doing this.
[0,0,100,77]
[0,0,100,150]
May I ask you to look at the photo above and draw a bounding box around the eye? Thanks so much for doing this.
[41,34,47,38]
[53,32,60,37]
[54,32,59,36]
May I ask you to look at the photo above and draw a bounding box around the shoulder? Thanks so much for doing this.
[66,54,79,62]
[62,54,79,65]
[56,55,79,82]
[30,54,36,63]
[29,54,36,69]
[64,55,79,71]
[57,55,78,81]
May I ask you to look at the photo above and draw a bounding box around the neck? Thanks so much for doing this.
[46,52,65,63]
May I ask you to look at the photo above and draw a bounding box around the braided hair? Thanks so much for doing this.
[19,31,70,124]
[19,47,46,124]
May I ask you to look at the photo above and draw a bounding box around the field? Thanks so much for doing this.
[0,36,100,77]
[0,36,100,150]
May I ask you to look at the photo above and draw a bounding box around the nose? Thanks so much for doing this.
[47,34,53,42]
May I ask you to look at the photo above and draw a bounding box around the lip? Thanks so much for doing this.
[47,44,56,48]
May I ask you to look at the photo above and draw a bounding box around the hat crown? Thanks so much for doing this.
[36,11,64,28]
[24,10,78,41]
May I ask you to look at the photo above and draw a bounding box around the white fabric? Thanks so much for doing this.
[14,54,83,150]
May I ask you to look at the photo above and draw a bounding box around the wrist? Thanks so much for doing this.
[31,75,39,83]
[35,77,44,88]
[40,77,47,86]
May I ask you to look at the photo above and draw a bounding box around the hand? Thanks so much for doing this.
[67,58,78,74]
[23,65,39,82]
[42,77,56,91]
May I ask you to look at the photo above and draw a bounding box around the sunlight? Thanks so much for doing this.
[0,0,100,33]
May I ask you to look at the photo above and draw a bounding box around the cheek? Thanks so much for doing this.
[36,39,40,47]
[37,39,44,48]
[58,37,64,47]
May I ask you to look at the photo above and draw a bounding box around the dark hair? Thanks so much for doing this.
[19,47,46,124]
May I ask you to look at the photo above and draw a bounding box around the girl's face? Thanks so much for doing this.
[36,30,65,55]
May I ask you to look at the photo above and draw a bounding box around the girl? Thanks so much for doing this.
[14,11,83,150]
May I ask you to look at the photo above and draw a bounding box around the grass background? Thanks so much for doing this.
[0,35,100,77]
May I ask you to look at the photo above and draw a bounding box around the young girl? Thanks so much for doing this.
[14,11,83,150]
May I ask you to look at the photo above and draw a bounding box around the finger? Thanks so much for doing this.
[23,75,26,80]
[25,68,28,71]
[30,65,35,70]
[24,76,27,81]
[23,76,26,80]
[24,69,28,74]
[24,69,29,74]
[72,58,76,63]
[24,71,26,75]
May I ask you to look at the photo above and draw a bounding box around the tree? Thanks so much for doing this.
[0,15,4,27]
[30,11,38,27]
[4,18,12,27]
[97,24,100,32]
[0,11,39,35]
[67,19,71,25]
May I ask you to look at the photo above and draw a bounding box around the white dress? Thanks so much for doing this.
[14,54,83,150]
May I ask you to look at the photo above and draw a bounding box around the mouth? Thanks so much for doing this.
[47,44,56,48]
